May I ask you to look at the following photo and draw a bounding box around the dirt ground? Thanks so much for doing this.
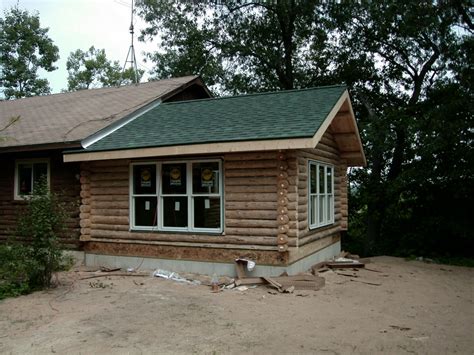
[0,256,472,354]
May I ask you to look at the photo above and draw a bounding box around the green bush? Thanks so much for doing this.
[0,177,69,299]
[0,244,33,299]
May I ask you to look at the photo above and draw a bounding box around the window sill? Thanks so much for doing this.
[308,222,335,231]
[130,228,224,236]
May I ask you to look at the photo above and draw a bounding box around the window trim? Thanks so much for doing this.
[129,159,223,234]
[13,158,51,200]
[308,160,334,230]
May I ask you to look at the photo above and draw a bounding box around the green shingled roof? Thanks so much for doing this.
[80,85,347,153]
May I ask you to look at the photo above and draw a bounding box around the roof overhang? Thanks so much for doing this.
[1,141,82,154]
[64,90,366,167]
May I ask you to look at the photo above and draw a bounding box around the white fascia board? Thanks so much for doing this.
[81,99,162,149]
[63,137,314,162]
[309,90,349,148]
[309,89,366,166]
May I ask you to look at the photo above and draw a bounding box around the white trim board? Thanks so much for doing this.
[81,99,162,149]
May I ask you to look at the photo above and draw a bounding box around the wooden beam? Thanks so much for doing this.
[340,151,363,160]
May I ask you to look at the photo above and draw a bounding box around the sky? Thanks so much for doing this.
[2,0,156,93]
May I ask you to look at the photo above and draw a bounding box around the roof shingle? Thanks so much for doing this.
[0,76,200,149]
[83,85,347,153]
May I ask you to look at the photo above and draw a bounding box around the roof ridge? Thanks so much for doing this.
[161,84,347,106]
[1,75,199,103]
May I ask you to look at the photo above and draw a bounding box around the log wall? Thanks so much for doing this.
[0,150,81,248]
[223,151,290,250]
[81,136,349,263]
[293,130,348,247]
[81,154,285,251]
[79,159,130,242]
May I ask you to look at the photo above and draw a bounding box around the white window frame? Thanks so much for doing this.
[13,158,51,200]
[129,159,223,234]
[308,160,334,229]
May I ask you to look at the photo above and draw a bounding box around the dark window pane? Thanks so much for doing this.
[133,165,156,195]
[310,195,316,226]
[192,162,219,194]
[327,196,333,222]
[319,196,325,223]
[163,196,187,227]
[18,164,32,195]
[193,197,220,229]
[33,163,48,190]
[162,163,186,194]
[134,197,158,226]
[319,165,325,194]
[310,164,317,194]
[327,167,333,193]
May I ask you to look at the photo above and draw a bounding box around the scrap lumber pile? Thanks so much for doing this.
[311,252,384,287]
[311,251,366,274]
[231,259,325,293]
[234,274,325,293]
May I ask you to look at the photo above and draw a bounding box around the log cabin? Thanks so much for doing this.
[63,85,366,276]
[0,76,211,248]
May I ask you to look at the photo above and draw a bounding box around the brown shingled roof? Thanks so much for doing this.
[0,76,203,150]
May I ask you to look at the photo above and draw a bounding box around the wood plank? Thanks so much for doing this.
[225,210,278,220]
[226,218,277,228]
[225,160,277,169]
[225,177,278,186]
[226,201,278,210]
[224,151,278,161]
[225,169,277,178]
[90,187,129,195]
[226,192,277,202]
[225,185,277,193]
[225,227,278,237]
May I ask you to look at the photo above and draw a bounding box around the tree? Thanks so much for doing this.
[137,1,473,257]
[0,6,59,99]
[333,1,473,256]
[66,46,144,91]
[137,0,336,94]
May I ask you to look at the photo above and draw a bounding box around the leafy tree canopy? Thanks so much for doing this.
[66,46,144,91]
[0,6,59,99]
[137,0,337,94]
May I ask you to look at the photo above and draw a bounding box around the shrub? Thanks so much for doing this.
[0,177,69,299]
[0,244,33,299]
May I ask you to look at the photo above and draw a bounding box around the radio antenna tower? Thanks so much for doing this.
[122,0,139,84]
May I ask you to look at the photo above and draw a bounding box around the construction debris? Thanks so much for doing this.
[310,252,366,274]
[326,257,365,269]
[100,267,121,272]
[80,272,148,280]
[231,259,325,291]
[152,269,201,285]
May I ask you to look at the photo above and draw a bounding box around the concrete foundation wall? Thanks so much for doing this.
[85,241,340,277]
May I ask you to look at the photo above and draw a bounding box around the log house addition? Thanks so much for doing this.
[65,85,366,275]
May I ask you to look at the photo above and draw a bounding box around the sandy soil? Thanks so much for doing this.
[0,256,472,354]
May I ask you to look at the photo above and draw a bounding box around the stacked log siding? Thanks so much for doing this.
[82,154,283,250]
[295,130,348,247]
[81,160,130,242]
[81,132,348,261]
[224,151,282,249]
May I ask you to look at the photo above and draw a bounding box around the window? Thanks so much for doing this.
[130,160,222,233]
[14,159,50,200]
[309,161,334,229]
